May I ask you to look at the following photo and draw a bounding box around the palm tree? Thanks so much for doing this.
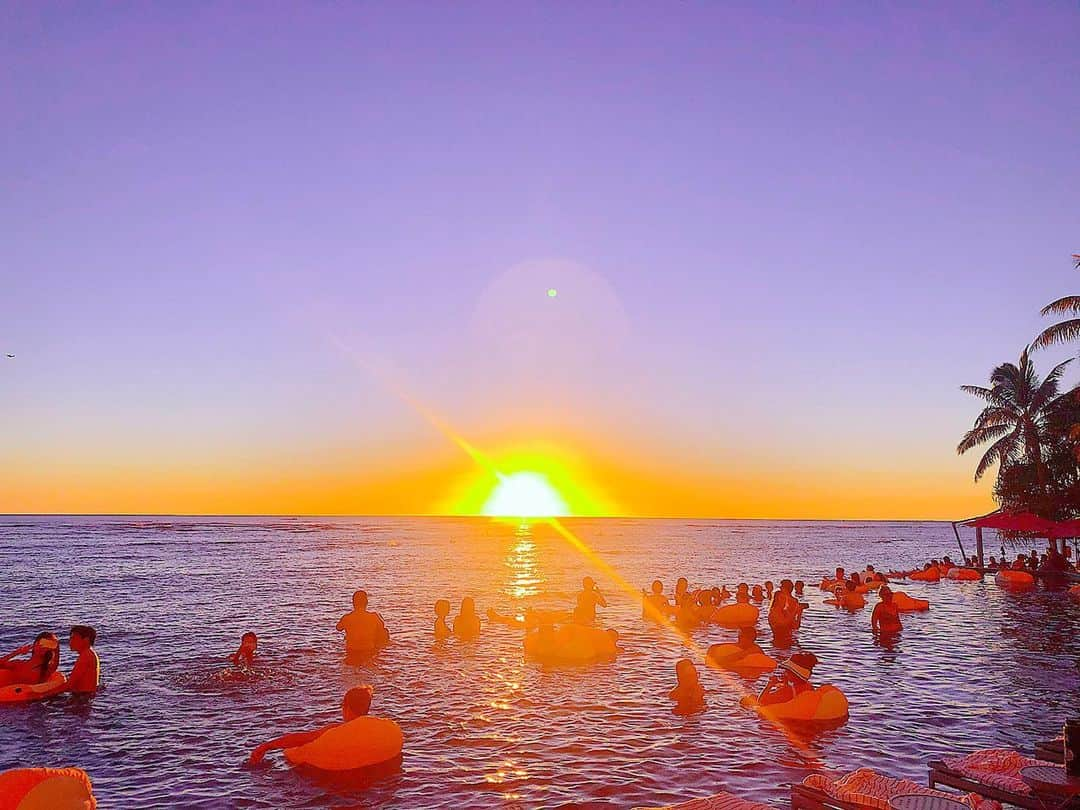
[957,347,1073,484]
[1032,254,1080,350]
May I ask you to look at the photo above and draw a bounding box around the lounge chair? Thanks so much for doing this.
[927,749,1050,810]
[791,768,997,810]
[638,790,772,810]
[1033,739,1064,765]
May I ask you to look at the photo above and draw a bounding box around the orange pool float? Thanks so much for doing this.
[711,603,759,628]
[0,673,66,704]
[284,716,403,771]
[946,568,981,581]
[908,568,941,582]
[706,643,777,674]
[741,684,849,724]
[995,570,1035,588]
[892,591,929,612]
[0,767,96,810]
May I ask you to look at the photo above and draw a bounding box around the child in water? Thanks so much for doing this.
[336,590,391,654]
[757,652,818,706]
[871,586,902,635]
[573,576,608,624]
[248,685,374,766]
[0,632,60,687]
[642,580,671,620]
[63,625,100,694]
[453,597,481,640]
[669,658,706,715]
[434,599,452,639]
[230,631,258,668]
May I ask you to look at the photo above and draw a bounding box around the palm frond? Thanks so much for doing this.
[960,385,1007,405]
[957,422,1014,455]
[1040,296,1080,317]
[1032,319,1080,349]
[973,432,1018,481]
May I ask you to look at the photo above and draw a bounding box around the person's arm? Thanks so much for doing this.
[870,603,881,632]
[335,614,347,632]
[595,591,608,608]
[0,643,31,667]
[248,727,328,766]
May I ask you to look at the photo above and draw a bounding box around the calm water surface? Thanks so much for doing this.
[1,517,1078,808]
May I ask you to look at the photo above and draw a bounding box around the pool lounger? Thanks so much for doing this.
[927,760,1045,810]
[637,790,772,810]
[792,769,988,810]
[1033,740,1064,765]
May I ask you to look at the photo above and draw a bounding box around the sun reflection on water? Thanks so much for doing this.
[504,522,543,600]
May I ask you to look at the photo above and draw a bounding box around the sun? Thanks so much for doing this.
[481,471,570,518]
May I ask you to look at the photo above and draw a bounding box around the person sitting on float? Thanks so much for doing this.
[0,632,60,688]
[248,686,377,766]
[757,652,818,706]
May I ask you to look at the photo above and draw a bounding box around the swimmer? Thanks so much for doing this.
[871,586,902,635]
[62,625,100,694]
[719,585,732,601]
[336,590,390,654]
[757,651,818,706]
[732,626,764,656]
[668,658,705,715]
[453,597,481,640]
[573,576,608,625]
[230,631,257,668]
[764,581,774,600]
[675,593,699,629]
[735,583,751,604]
[841,580,866,610]
[642,580,672,621]
[794,580,805,597]
[434,599,452,639]
[0,632,60,688]
[751,584,764,603]
[248,686,374,766]
[675,577,689,603]
[768,579,799,634]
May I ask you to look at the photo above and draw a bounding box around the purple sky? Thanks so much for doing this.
[3,2,1079,516]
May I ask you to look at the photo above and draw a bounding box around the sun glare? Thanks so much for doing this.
[482,472,570,518]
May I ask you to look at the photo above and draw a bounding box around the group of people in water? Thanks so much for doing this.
[0,626,100,698]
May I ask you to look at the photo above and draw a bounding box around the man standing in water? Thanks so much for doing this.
[573,576,607,624]
[336,590,390,654]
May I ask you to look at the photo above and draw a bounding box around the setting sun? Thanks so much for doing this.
[481,471,570,517]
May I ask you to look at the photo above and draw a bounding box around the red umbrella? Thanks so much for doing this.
[962,512,1062,534]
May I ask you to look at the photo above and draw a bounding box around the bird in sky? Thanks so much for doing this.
[5,354,14,358]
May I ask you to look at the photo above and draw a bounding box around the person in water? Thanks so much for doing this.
[871,586,902,636]
[63,625,100,694]
[230,631,257,668]
[453,597,481,640]
[336,590,390,654]
[669,658,705,715]
[751,584,764,603]
[794,580,805,597]
[768,579,800,634]
[674,577,689,604]
[757,652,818,706]
[764,581,774,600]
[573,576,608,625]
[434,599,452,639]
[0,632,60,688]
[248,685,374,766]
[642,580,671,620]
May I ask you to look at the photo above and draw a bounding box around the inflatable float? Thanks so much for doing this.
[0,673,66,705]
[1069,584,1080,599]
[740,685,849,725]
[891,591,929,612]
[0,766,95,810]
[908,568,941,582]
[946,568,981,581]
[706,644,777,674]
[284,717,403,771]
[711,603,759,628]
[524,624,620,665]
[995,570,1035,588]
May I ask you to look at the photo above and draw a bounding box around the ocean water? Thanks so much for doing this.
[1,516,1078,809]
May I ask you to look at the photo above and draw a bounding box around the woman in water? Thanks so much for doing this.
[434,599,452,639]
[768,579,800,635]
[453,597,481,640]
[229,632,258,668]
[757,652,818,706]
[0,632,60,687]
[669,658,705,715]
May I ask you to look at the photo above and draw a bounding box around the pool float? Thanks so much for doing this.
[711,603,759,628]
[908,568,941,582]
[891,591,929,612]
[0,673,66,705]
[818,578,840,591]
[995,570,1035,588]
[0,766,96,810]
[1069,584,1080,599]
[946,568,981,581]
[524,624,619,664]
[706,644,777,674]
[284,716,403,771]
[740,684,849,725]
